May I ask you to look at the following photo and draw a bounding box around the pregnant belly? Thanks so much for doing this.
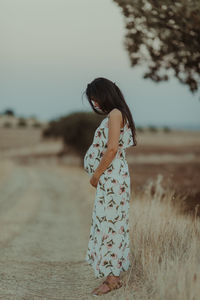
[84,145,104,176]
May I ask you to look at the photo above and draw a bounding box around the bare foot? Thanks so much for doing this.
[92,276,123,296]
[91,282,110,295]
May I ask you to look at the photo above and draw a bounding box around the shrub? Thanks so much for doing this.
[148,125,158,132]
[42,120,61,138]
[136,126,144,132]
[3,109,15,116]
[18,117,27,127]
[42,111,104,158]
[163,126,171,133]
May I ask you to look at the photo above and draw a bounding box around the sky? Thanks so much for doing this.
[0,0,200,129]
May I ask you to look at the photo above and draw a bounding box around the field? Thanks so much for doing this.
[0,127,200,299]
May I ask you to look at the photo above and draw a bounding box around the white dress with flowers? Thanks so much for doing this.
[83,115,134,278]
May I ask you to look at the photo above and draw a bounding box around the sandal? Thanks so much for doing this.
[92,278,123,296]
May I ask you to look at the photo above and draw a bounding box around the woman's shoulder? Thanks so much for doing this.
[108,109,127,127]
[107,109,123,122]
[108,108,122,117]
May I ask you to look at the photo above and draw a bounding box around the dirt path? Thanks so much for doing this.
[0,158,122,300]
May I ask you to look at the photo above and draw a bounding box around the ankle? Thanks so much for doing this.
[107,275,120,281]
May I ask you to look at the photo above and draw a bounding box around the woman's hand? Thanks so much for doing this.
[90,173,100,188]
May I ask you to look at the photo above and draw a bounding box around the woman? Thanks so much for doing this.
[83,77,137,296]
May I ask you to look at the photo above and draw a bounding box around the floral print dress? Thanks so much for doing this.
[84,115,134,278]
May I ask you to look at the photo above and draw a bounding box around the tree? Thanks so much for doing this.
[113,0,200,94]
[3,109,15,116]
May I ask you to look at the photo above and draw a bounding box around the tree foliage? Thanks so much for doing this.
[3,109,15,116]
[113,0,200,93]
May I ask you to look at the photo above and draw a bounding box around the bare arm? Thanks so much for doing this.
[93,109,122,179]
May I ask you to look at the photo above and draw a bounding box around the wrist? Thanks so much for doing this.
[93,171,101,179]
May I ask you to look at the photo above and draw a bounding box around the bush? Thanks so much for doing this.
[42,120,61,138]
[136,126,144,132]
[3,109,15,116]
[148,125,158,132]
[42,111,104,158]
[163,126,171,133]
[18,117,27,127]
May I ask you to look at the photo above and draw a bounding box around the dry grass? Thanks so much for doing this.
[118,175,200,300]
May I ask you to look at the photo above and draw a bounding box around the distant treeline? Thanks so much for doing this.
[42,112,171,158]
[0,108,43,128]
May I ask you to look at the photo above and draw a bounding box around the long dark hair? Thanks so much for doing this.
[82,77,137,147]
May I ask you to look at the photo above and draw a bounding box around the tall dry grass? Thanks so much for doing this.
[119,174,200,300]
